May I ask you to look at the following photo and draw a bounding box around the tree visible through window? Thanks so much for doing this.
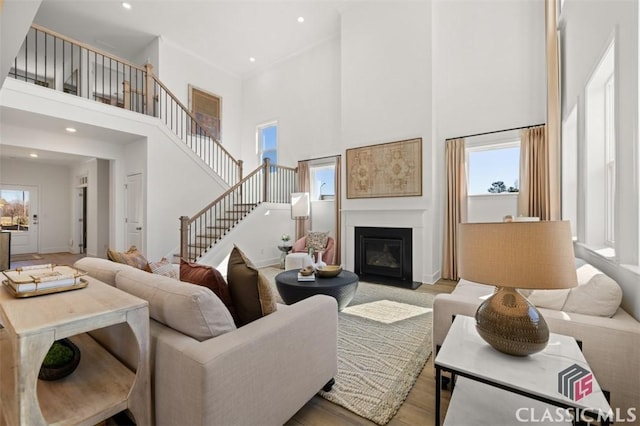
[0,190,30,231]
[467,143,520,195]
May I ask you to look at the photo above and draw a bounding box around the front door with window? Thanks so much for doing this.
[0,185,39,255]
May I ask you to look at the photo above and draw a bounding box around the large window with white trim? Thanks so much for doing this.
[584,41,615,258]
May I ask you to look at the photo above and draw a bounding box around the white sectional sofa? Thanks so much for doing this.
[75,257,338,426]
[433,261,640,421]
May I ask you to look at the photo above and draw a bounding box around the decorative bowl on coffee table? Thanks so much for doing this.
[316,265,342,278]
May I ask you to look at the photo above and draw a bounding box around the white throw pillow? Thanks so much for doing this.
[561,264,622,317]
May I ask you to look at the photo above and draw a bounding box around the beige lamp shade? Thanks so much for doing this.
[458,221,577,290]
[291,192,310,219]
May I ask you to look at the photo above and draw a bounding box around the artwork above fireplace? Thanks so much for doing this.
[354,226,419,289]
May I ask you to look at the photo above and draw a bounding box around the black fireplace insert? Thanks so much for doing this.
[354,226,419,289]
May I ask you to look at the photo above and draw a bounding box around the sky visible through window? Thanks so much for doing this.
[468,146,520,195]
[260,125,277,164]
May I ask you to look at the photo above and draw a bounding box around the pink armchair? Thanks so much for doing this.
[292,235,335,265]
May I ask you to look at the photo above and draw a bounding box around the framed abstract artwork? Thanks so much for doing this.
[346,138,422,199]
[189,85,221,140]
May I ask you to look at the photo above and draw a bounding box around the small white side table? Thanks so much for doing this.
[0,276,150,426]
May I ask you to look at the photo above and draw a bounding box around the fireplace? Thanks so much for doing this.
[354,227,418,289]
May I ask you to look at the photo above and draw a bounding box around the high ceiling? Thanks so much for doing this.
[33,0,346,78]
[3,0,350,165]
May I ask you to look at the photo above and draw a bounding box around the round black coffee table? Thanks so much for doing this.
[275,269,359,311]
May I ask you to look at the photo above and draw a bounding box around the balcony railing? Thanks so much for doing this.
[9,24,241,186]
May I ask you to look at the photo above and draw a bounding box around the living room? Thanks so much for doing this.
[0,0,639,424]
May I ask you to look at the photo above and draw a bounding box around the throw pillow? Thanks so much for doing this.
[180,259,239,325]
[226,245,277,326]
[149,257,178,279]
[107,245,150,271]
[561,264,623,317]
[305,231,329,251]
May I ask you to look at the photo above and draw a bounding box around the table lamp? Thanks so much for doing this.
[458,221,577,356]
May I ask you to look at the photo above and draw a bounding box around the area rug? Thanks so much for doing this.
[262,267,434,425]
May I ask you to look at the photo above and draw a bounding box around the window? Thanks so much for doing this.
[584,41,614,258]
[310,165,335,201]
[604,75,615,246]
[562,105,578,239]
[0,190,30,231]
[467,142,520,195]
[257,122,277,165]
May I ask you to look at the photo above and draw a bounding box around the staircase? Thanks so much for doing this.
[9,24,297,262]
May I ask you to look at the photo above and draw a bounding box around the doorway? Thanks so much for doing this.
[77,186,87,254]
[125,173,144,251]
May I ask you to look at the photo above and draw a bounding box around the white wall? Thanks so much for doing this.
[560,0,639,317]
[432,0,546,280]
[341,2,434,282]
[468,194,518,223]
[0,158,71,253]
[0,0,41,86]
[157,39,243,159]
[241,37,342,170]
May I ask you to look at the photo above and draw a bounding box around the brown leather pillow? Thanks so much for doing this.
[180,259,239,325]
[226,245,277,326]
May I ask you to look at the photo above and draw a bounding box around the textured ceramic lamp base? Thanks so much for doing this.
[475,287,549,356]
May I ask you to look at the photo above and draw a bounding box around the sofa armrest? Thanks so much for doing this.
[153,294,338,426]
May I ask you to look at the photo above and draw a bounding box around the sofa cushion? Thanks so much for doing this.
[525,288,571,311]
[107,245,150,271]
[180,259,239,324]
[227,245,277,326]
[115,266,236,341]
[561,263,623,317]
[149,257,178,279]
[74,257,130,287]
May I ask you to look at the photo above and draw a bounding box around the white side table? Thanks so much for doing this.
[435,315,611,426]
[0,276,150,426]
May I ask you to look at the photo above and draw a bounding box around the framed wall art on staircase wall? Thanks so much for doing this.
[189,85,221,140]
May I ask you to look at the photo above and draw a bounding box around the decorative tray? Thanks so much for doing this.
[2,264,88,298]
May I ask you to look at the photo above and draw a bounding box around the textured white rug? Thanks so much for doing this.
[262,268,434,425]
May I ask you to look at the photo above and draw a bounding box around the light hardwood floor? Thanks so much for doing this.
[11,252,457,426]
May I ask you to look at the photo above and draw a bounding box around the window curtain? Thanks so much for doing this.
[295,160,311,240]
[546,0,561,221]
[334,156,342,265]
[518,125,551,220]
[442,138,468,280]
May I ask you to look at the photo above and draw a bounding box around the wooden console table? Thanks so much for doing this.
[0,276,150,426]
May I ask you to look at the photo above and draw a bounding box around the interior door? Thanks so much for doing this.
[125,173,144,251]
[0,185,39,255]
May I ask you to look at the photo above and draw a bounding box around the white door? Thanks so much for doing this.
[0,185,39,255]
[125,174,144,251]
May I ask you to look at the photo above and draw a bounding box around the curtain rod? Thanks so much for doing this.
[300,154,342,163]
[445,123,545,141]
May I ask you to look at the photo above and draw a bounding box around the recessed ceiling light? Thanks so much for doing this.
[297,16,305,23]
[122,2,132,10]
[65,127,77,133]
[30,153,38,158]
[249,57,256,62]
